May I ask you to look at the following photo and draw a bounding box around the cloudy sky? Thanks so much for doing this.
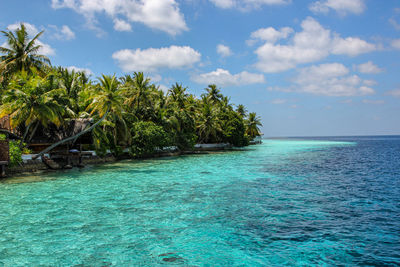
[1,0,400,136]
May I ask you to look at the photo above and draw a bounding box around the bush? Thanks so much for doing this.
[0,134,28,167]
[130,121,170,157]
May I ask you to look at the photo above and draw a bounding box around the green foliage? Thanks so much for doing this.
[0,134,30,167]
[221,111,249,147]
[1,28,262,158]
[0,23,50,82]
[130,121,170,157]
[9,140,23,167]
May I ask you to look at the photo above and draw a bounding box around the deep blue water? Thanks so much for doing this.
[0,136,399,266]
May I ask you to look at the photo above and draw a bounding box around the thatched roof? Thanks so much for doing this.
[29,119,93,144]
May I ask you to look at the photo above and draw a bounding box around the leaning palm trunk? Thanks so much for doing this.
[32,110,109,160]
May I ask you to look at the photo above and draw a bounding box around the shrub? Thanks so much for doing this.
[0,134,27,167]
[130,121,170,157]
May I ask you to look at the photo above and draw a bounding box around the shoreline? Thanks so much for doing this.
[2,145,254,181]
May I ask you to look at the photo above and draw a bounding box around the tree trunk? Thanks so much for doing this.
[26,121,40,144]
[19,122,33,148]
[32,109,109,160]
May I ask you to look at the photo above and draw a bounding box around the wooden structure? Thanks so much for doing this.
[0,115,18,135]
[28,119,94,168]
[0,140,9,177]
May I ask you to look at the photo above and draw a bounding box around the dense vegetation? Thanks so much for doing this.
[0,24,262,159]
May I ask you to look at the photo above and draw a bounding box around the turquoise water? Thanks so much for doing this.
[0,137,399,266]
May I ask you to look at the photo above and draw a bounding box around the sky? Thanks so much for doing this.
[1,0,400,137]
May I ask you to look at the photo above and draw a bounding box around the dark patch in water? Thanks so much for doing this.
[159,252,185,264]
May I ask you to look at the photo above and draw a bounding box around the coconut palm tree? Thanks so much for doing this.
[246,112,262,138]
[203,84,223,105]
[33,74,125,159]
[123,72,151,113]
[0,70,64,146]
[0,24,50,81]
[236,104,247,118]
[196,98,222,143]
[167,83,188,109]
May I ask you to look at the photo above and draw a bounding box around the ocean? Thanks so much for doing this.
[0,136,399,266]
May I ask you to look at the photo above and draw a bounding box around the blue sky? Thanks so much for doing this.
[1,0,400,136]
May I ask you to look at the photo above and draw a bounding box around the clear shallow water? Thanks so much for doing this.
[0,137,399,266]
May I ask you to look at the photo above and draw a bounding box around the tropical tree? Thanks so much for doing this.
[236,104,247,118]
[0,70,64,147]
[246,112,262,138]
[0,24,50,82]
[33,74,125,159]
[203,84,223,105]
[196,98,222,143]
[122,72,155,119]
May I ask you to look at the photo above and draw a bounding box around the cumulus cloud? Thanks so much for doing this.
[355,61,383,74]
[249,27,293,44]
[391,39,400,49]
[113,19,132,32]
[112,45,201,72]
[309,0,366,15]
[192,68,265,87]
[49,25,76,40]
[269,63,375,96]
[386,89,400,97]
[210,0,290,10]
[66,66,93,76]
[216,44,232,57]
[252,17,376,73]
[51,0,188,36]
[5,22,55,56]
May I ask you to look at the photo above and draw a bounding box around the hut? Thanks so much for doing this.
[28,119,94,168]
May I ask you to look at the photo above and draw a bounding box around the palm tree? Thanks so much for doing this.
[123,72,151,112]
[0,70,64,147]
[167,83,188,109]
[203,84,223,105]
[246,112,262,138]
[196,98,222,143]
[56,67,82,113]
[236,104,247,118]
[0,24,50,81]
[33,74,125,159]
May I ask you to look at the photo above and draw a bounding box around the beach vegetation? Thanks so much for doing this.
[0,24,263,160]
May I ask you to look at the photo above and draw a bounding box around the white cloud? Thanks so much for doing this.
[363,79,377,86]
[331,37,376,56]
[269,63,376,96]
[49,25,76,40]
[5,22,55,56]
[253,17,376,73]
[113,19,132,32]
[355,61,383,74]
[66,66,93,76]
[210,0,290,10]
[192,68,265,87]
[216,44,232,57]
[51,0,187,36]
[249,26,293,44]
[158,84,169,92]
[389,18,400,31]
[391,39,400,50]
[386,89,400,97]
[270,98,287,104]
[362,99,384,105]
[309,0,365,15]
[112,45,201,72]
